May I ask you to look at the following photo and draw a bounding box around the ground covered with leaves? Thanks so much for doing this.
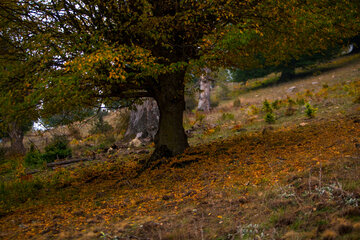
[0,112,360,239]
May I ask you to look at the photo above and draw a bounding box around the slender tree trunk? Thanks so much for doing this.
[151,71,189,160]
[8,121,26,155]
[197,68,211,112]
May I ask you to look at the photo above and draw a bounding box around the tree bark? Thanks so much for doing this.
[279,67,295,82]
[197,68,211,112]
[151,71,189,160]
[124,98,159,141]
[8,121,26,155]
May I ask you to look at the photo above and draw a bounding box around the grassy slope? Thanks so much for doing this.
[0,55,360,239]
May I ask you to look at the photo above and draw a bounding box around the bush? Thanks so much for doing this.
[265,112,276,124]
[90,116,113,135]
[262,99,273,113]
[262,100,276,123]
[271,100,281,110]
[42,136,72,162]
[24,144,44,166]
[24,137,72,166]
[305,103,317,118]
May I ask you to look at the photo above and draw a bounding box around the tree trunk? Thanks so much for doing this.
[279,67,295,82]
[197,68,211,112]
[151,71,189,160]
[8,121,26,155]
[124,98,159,141]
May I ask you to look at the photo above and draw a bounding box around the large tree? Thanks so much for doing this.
[0,2,44,155]
[2,0,359,160]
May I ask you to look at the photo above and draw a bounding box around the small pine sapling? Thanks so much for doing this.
[305,103,317,118]
[263,99,275,123]
[271,100,281,110]
[262,99,273,113]
[265,112,276,124]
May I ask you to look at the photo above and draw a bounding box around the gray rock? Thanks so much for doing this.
[129,138,142,147]
[286,86,297,93]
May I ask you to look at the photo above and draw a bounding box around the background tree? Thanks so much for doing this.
[0,3,44,155]
[208,1,360,79]
[231,46,342,84]
[197,67,213,112]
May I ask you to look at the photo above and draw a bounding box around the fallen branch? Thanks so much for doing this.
[25,169,40,175]
[47,157,94,167]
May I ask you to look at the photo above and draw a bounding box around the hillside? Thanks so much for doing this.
[0,55,360,239]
